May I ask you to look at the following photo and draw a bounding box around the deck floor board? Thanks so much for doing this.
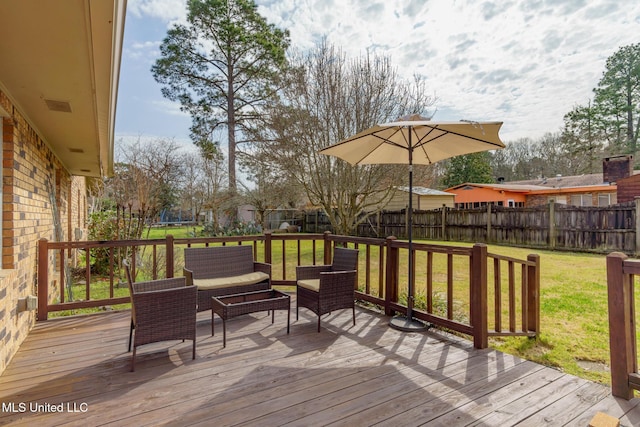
[1,301,639,426]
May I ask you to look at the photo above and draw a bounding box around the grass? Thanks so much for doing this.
[144,224,201,239]
[498,249,615,384]
[428,241,615,384]
[56,225,626,385]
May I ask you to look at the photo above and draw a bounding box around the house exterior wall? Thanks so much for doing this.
[446,186,527,207]
[616,174,640,203]
[417,195,455,210]
[0,89,86,374]
[525,189,617,207]
[382,192,454,211]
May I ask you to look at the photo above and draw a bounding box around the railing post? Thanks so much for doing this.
[384,236,399,316]
[323,231,332,264]
[527,254,540,335]
[471,243,488,349]
[607,252,636,399]
[37,238,49,321]
[635,198,640,256]
[264,231,272,264]
[166,235,174,278]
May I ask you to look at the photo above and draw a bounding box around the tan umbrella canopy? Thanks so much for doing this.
[320,114,505,331]
[319,114,505,166]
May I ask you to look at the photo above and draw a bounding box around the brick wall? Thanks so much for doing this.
[0,89,87,374]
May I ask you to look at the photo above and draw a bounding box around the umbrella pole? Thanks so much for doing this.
[389,127,428,332]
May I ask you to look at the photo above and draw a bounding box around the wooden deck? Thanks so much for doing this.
[2,302,640,426]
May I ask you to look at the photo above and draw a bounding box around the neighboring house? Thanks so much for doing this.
[444,183,546,208]
[383,186,455,211]
[523,184,617,207]
[0,1,125,374]
[446,156,633,208]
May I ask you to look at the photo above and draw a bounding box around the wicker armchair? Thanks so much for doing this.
[183,245,271,312]
[125,262,197,371]
[295,247,359,332]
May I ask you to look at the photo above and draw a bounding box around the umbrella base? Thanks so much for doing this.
[389,315,430,332]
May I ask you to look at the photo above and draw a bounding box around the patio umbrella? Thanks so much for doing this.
[319,114,505,331]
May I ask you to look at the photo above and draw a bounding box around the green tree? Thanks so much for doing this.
[593,43,640,154]
[562,101,606,173]
[151,0,290,199]
[441,152,494,188]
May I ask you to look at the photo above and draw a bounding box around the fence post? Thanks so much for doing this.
[606,252,637,399]
[384,236,399,316]
[264,231,272,264]
[471,243,488,349]
[635,198,640,256]
[315,210,319,234]
[166,235,174,278]
[527,254,540,335]
[441,207,447,240]
[486,204,492,243]
[548,202,556,249]
[37,238,49,321]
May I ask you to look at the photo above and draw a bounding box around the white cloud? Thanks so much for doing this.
[117,0,640,145]
[127,0,187,25]
[150,99,190,117]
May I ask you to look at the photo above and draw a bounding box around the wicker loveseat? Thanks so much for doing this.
[183,245,272,312]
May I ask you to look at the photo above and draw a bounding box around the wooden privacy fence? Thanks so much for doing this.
[37,232,540,349]
[303,200,640,254]
[606,252,640,399]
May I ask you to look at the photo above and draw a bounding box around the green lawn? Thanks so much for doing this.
[144,224,202,239]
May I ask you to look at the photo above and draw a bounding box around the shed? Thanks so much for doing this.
[384,187,455,211]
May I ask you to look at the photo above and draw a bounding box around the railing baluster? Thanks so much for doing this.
[494,257,501,332]
[378,241,385,298]
[59,248,65,303]
[509,260,516,332]
[152,245,157,280]
[426,251,433,313]
[447,253,453,320]
[281,239,286,280]
[85,245,91,301]
[109,247,115,298]
[365,245,371,294]
[521,263,528,331]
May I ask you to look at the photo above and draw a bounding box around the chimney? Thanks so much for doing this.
[603,155,633,183]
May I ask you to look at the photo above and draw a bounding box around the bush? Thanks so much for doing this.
[200,219,262,237]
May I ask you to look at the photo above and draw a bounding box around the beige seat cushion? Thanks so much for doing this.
[193,272,269,290]
[297,279,320,292]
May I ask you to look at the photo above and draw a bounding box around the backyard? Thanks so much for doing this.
[61,225,621,386]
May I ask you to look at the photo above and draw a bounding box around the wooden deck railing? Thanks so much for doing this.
[37,233,540,349]
[606,252,640,399]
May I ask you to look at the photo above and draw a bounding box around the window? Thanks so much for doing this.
[508,199,515,207]
[570,194,593,206]
[598,193,612,206]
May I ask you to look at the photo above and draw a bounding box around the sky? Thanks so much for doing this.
[115,0,640,150]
